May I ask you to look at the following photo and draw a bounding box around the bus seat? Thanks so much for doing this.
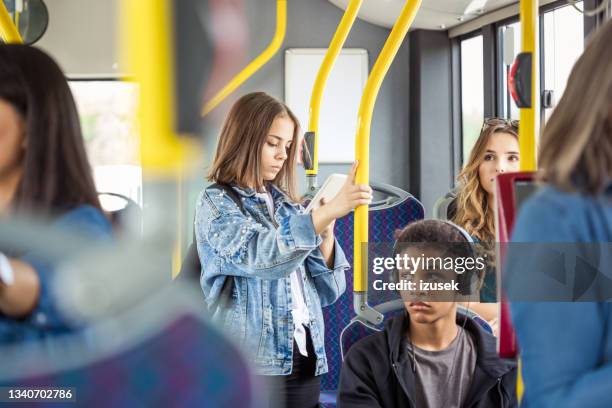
[319,300,405,408]
[98,192,142,233]
[459,304,494,335]
[319,299,493,408]
[432,187,458,220]
[338,302,491,362]
[318,302,492,408]
[339,299,404,361]
[321,182,425,399]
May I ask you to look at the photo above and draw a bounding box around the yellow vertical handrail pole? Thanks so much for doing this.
[519,0,538,172]
[122,0,200,279]
[305,0,363,188]
[0,2,22,43]
[123,0,187,173]
[517,0,538,401]
[202,0,286,116]
[353,0,421,323]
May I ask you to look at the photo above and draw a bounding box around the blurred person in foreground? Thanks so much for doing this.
[508,19,612,407]
[0,45,112,345]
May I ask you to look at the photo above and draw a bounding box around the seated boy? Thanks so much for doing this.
[338,220,517,408]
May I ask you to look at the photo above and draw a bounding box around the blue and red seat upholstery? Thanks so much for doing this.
[1,313,256,408]
[320,191,425,406]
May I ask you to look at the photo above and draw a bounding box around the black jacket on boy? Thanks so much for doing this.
[338,312,517,408]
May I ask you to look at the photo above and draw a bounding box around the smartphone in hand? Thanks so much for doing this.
[304,174,347,213]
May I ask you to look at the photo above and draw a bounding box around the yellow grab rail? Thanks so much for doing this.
[354,0,421,296]
[122,0,194,173]
[122,0,200,279]
[519,0,538,172]
[306,0,363,177]
[202,0,287,116]
[0,1,22,43]
[516,0,539,401]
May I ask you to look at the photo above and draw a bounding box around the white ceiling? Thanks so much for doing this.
[328,0,519,30]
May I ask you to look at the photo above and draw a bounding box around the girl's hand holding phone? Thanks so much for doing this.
[311,161,372,235]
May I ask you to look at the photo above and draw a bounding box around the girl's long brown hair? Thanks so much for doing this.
[539,20,612,194]
[208,92,300,201]
[453,121,518,241]
[0,45,101,216]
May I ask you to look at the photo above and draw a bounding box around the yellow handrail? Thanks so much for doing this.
[519,0,538,172]
[202,0,287,116]
[307,0,363,177]
[517,0,539,401]
[123,0,191,173]
[0,1,23,44]
[122,0,200,279]
[354,0,421,293]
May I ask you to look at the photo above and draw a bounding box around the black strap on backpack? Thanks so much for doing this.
[179,183,245,313]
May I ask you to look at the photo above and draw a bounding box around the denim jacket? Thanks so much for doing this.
[0,205,112,345]
[195,183,349,376]
[509,185,612,407]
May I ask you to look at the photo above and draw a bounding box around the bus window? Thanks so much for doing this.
[543,3,583,122]
[460,34,484,164]
[499,21,521,121]
[69,81,142,210]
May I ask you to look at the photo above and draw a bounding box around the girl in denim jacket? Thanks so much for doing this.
[195,92,372,407]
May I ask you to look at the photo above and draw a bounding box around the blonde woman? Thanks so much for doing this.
[452,119,520,323]
[453,119,520,242]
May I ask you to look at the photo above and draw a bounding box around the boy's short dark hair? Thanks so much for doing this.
[393,219,471,257]
[392,220,481,296]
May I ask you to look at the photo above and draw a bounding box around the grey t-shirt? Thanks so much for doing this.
[408,326,477,408]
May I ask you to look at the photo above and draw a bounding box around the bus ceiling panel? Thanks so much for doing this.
[328,0,519,31]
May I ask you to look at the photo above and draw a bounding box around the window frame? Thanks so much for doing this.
[67,78,143,207]
[455,30,485,168]
[453,0,595,172]
[494,16,520,120]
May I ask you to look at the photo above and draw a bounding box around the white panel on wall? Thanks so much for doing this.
[285,48,368,163]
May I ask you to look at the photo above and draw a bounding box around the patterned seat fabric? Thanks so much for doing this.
[321,308,492,408]
[321,196,424,394]
[1,315,255,408]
